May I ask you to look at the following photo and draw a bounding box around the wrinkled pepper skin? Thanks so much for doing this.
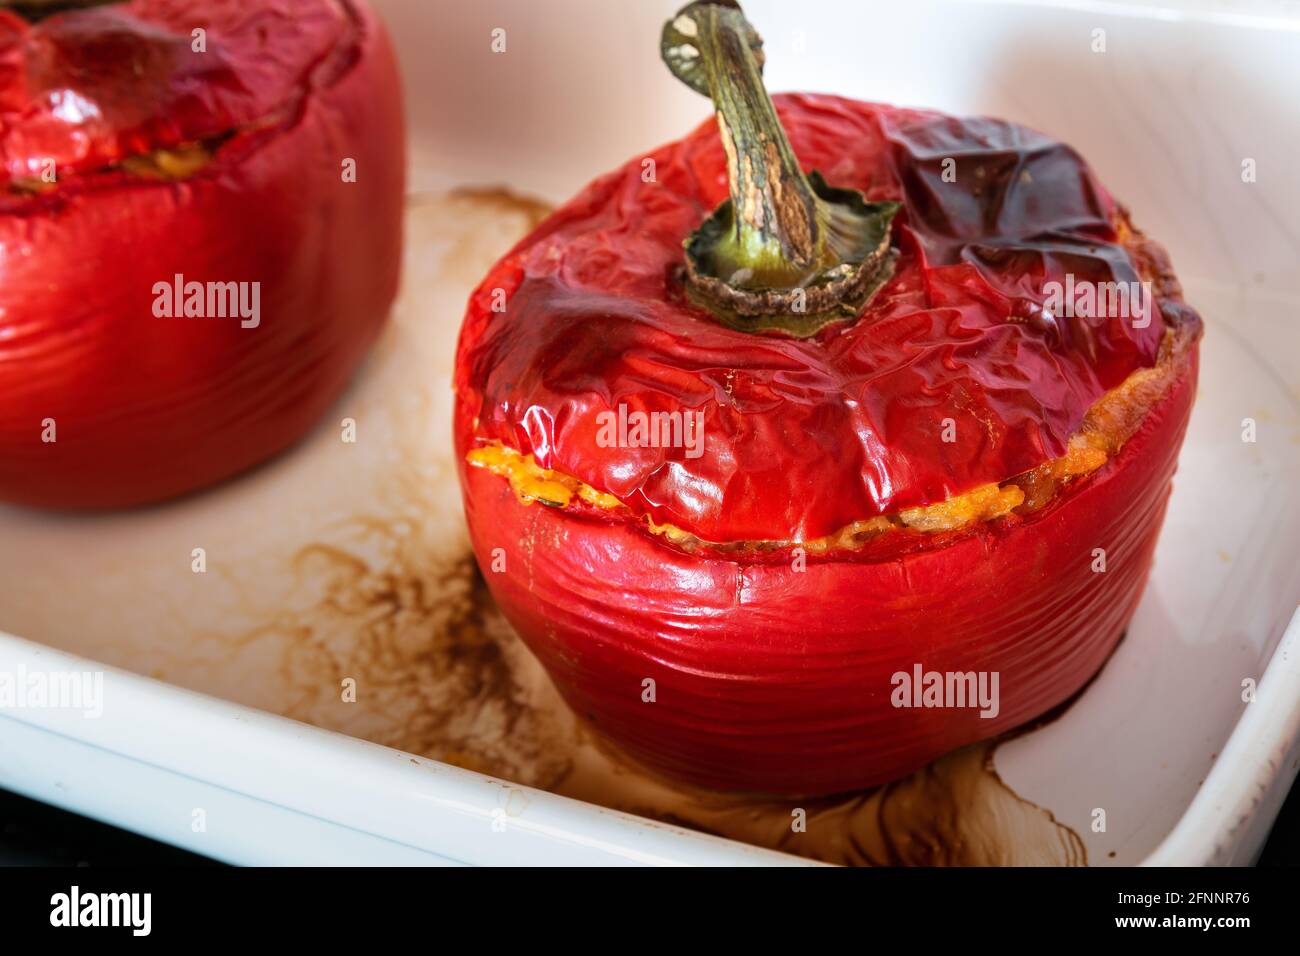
[455,95,1201,795]
[0,0,404,509]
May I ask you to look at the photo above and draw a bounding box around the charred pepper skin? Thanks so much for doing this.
[0,0,405,509]
[457,93,1184,544]
[455,93,1201,796]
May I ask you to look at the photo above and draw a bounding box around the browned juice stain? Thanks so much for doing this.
[566,736,1087,867]
[265,522,575,792]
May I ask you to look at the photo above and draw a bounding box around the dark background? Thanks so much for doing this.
[1,777,1296,866]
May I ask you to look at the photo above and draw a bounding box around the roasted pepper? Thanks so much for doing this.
[0,0,404,508]
[455,1,1202,794]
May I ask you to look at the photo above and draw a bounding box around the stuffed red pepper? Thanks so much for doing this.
[455,1,1202,795]
[0,0,404,509]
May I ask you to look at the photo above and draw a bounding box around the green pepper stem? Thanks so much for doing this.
[661,1,899,336]
[665,1,820,280]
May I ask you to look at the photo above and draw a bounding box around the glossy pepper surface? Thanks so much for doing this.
[455,1,1201,794]
[0,0,404,509]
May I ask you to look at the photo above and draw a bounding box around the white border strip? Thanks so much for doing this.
[0,632,806,867]
[951,0,1300,33]
[1143,608,1300,865]
[2,612,1296,866]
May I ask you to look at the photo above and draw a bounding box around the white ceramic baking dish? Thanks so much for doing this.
[1,0,1298,866]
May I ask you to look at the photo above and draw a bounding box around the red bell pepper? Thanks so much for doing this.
[0,0,404,509]
[455,1,1201,794]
